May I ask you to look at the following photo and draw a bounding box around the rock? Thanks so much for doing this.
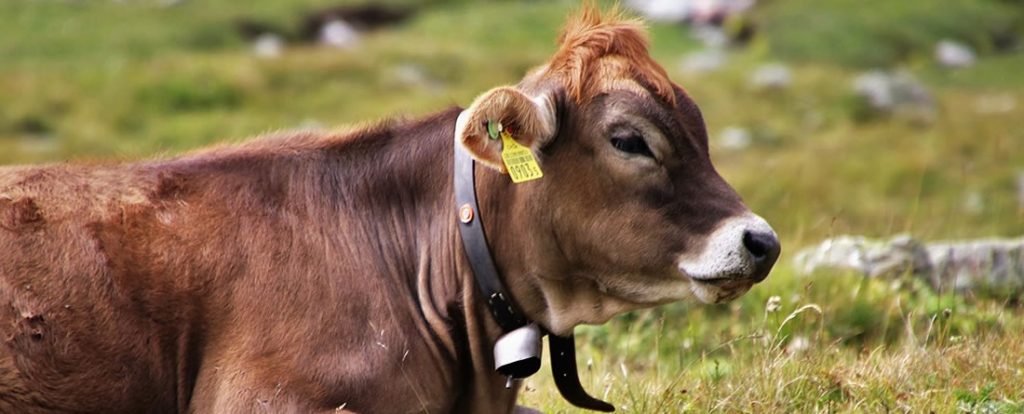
[935,40,976,68]
[852,70,935,121]
[927,239,1024,294]
[691,25,730,48]
[795,235,1024,296]
[679,49,728,74]
[793,234,931,279]
[319,19,360,49]
[252,33,284,58]
[749,63,791,91]
[626,0,756,25]
[690,0,756,25]
[391,64,444,93]
[626,0,692,23]
[717,126,751,150]
[301,5,413,41]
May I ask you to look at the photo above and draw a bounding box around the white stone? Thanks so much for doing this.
[852,70,934,120]
[320,19,360,49]
[679,49,728,74]
[750,63,791,90]
[626,0,692,23]
[795,235,1024,296]
[252,33,284,58]
[718,126,751,150]
[935,40,976,68]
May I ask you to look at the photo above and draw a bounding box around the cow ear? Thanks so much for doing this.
[455,86,557,173]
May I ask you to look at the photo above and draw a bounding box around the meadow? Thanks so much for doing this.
[2,0,1023,412]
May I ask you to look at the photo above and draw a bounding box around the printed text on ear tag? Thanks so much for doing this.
[500,131,543,183]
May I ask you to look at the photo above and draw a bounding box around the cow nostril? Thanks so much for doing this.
[743,231,777,260]
[742,230,781,282]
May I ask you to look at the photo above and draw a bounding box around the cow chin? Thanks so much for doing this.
[688,279,753,304]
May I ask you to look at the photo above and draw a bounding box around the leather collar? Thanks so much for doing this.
[452,117,614,412]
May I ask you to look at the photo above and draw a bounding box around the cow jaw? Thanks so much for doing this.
[531,272,695,335]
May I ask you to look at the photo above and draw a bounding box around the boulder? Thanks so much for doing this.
[852,70,935,122]
[749,63,791,91]
[793,234,931,279]
[927,239,1024,294]
[935,40,977,68]
[794,235,1024,296]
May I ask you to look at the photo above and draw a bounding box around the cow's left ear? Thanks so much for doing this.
[455,86,557,173]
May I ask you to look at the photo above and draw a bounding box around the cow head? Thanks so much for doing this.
[455,6,780,335]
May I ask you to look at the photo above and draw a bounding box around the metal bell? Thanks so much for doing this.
[493,323,543,388]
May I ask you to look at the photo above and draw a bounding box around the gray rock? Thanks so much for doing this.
[252,33,284,58]
[391,64,445,93]
[626,0,756,24]
[691,25,730,48]
[717,126,751,150]
[852,70,935,121]
[927,239,1024,294]
[750,63,791,91]
[793,234,930,279]
[935,40,976,68]
[795,235,1024,296]
[320,19,360,49]
[679,49,728,74]
[626,0,692,23]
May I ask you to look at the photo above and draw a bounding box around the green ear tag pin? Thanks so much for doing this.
[487,120,503,140]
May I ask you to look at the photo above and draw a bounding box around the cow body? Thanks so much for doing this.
[1,111,512,413]
[1,6,780,413]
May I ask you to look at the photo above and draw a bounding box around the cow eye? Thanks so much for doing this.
[610,133,654,158]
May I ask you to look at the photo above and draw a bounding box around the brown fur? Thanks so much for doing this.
[545,4,676,106]
[0,4,767,413]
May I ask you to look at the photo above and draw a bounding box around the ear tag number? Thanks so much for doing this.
[500,131,543,183]
[487,120,503,140]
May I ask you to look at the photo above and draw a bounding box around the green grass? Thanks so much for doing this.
[2,0,1023,412]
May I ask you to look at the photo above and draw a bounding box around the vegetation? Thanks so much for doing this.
[2,0,1022,412]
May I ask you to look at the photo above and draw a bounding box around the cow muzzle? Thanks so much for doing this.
[676,213,780,303]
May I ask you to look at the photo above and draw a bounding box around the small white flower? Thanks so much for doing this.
[766,295,782,313]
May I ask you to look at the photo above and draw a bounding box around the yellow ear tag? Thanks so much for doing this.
[500,131,543,183]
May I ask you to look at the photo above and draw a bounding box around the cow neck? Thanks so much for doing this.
[451,114,615,413]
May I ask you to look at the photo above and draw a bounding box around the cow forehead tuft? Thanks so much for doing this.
[541,4,676,107]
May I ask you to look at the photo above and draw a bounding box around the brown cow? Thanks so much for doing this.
[0,6,779,414]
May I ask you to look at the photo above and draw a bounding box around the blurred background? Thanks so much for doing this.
[2,0,1023,411]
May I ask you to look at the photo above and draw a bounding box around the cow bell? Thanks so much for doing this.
[493,323,543,388]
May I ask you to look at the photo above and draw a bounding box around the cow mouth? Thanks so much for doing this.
[688,277,754,303]
[690,275,750,290]
[691,273,755,293]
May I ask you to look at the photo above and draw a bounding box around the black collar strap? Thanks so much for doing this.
[453,127,528,332]
[453,114,614,412]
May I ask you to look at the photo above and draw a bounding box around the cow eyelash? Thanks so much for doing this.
[610,133,654,158]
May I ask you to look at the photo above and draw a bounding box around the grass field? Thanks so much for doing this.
[2,0,1023,412]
